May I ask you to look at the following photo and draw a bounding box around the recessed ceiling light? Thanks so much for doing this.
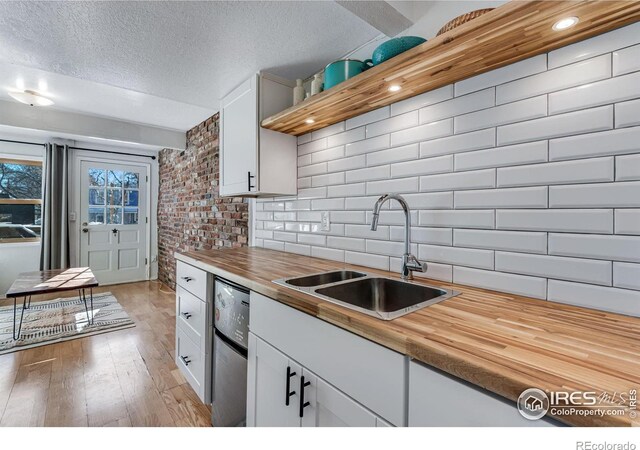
[553,16,579,31]
[305,118,315,124]
[8,89,54,106]
[388,84,401,92]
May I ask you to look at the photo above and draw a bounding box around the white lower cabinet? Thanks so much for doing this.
[247,332,388,427]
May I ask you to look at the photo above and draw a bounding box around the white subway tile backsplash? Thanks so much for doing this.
[615,99,640,128]
[549,182,640,208]
[549,127,640,161]
[420,128,496,158]
[497,105,613,146]
[455,187,548,209]
[326,236,365,252]
[311,198,345,210]
[346,165,389,183]
[453,229,547,254]
[419,210,494,229]
[615,210,640,235]
[391,155,453,178]
[420,169,495,192]
[418,244,494,270]
[613,43,640,76]
[495,252,612,286]
[311,145,344,164]
[547,280,640,316]
[613,262,640,291]
[454,54,547,96]
[259,25,640,316]
[366,177,419,195]
[345,251,389,271]
[419,88,494,124]
[549,233,640,262]
[346,106,390,130]
[391,226,452,246]
[496,209,613,234]
[454,141,548,172]
[311,246,344,262]
[549,71,640,115]
[312,172,345,187]
[328,127,366,147]
[346,134,390,156]
[548,22,640,69]
[391,85,453,116]
[616,154,640,181]
[390,258,453,282]
[365,111,418,138]
[497,55,611,105]
[311,122,345,140]
[497,157,614,187]
[367,143,419,167]
[390,118,453,147]
[328,155,366,172]
[453,267,547,299]
[455,96,547,133]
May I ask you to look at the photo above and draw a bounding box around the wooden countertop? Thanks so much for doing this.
[176,247,640,427]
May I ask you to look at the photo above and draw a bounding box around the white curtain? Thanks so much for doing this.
[40,143,70,270]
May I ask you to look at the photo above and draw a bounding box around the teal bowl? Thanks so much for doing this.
[324,59,373,90]
[372,36,427,66]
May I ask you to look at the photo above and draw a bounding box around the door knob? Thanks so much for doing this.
[112,228,118,235]
[82,228,89,233]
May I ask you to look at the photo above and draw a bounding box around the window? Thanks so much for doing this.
[0,158,42,243]
[88,168,139,225]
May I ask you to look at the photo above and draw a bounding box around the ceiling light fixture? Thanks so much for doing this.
[552,16,579,31]
[305,118,315,124]
[8,89,54,106]
[388,84,401,92]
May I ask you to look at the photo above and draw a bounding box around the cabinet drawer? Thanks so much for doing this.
[176,261,208,299]
[250,291,406,426]
[176,327,207,402]
[176,286,208,351]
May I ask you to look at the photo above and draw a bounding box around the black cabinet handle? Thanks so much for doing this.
[247,171,255,191]
[180,355,191,366]
[181,276,193,282]
[299,375,311,418]
[181,312,192,319]
[285,366,296,406]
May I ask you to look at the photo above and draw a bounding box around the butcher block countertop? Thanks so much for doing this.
[175,247,640,427]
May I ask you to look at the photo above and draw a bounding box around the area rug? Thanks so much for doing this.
[0,292,135,355]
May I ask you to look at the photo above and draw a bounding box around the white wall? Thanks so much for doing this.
[255,22,640,317]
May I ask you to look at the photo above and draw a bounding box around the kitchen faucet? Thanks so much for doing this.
[370,194,427,280]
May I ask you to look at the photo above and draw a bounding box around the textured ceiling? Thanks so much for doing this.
[0,1,381,110]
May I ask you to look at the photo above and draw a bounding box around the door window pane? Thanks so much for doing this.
[107,207,122,224]
[89,188,105,205]
[123,207,139,225]
[88,207,105,224]
[124,190,138,206]
[89,169,106,187]
[124,172,139,188]
[107,189,122,206]
[108,170,123,187]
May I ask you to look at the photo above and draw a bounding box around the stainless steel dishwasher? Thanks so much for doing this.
[211,277,249,427]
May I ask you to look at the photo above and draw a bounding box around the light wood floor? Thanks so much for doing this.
[0,281,211,427]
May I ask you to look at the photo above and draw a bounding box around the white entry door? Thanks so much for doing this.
[79,160,149,284]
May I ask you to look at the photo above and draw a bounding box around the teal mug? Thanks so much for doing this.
[324,59,373,90]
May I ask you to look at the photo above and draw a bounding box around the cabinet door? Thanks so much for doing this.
[247,333,301,427]
[300,368,378,427]
[220,74,258,196]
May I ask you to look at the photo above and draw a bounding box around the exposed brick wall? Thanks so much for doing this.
[158,113,248,288]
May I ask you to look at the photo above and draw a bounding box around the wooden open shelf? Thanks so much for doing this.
[261,1,640,136]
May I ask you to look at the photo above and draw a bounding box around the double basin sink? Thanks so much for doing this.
[274,270,459,320]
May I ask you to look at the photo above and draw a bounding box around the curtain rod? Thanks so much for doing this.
[0,138,46,147]
[69,146,157,160]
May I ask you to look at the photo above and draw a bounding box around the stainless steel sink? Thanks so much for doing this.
[283,270,367,287]
[274,271,459,320]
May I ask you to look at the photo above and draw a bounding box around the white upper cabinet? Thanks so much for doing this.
[220,72,297,197]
